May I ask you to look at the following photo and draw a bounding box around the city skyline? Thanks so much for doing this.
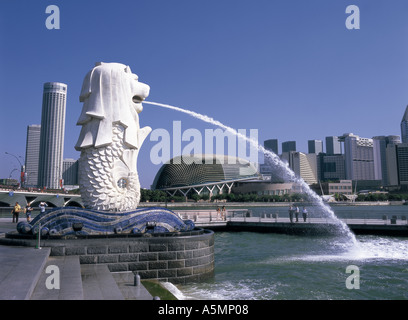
[1,1,408,189]
[14,104,407,190]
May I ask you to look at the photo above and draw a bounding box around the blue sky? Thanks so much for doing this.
[1,0,408,188]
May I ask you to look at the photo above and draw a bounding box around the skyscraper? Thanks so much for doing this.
[387,143,408,187]
[373,135,400,186]
[264,139,278,165]
[37,82,67,189]
[282,141,296,153]
[317,154,346,181]
[285,151,318,185]
[296,152,318,185]
[262,139,281,182]
[62,158,78,186]
[308,140,323,154]
[325,136,342,155]
[342,133,375,181]
[396,144,408,186]
[24,124,41,187]
[264,139,278,155]
[401,105,408,143]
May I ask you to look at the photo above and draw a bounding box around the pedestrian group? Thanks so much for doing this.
[11,201,48,223]
[288,205,308,223]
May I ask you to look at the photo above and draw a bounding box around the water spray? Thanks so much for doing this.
[144,100,358,244]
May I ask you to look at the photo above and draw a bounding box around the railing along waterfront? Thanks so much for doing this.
[174,209,408,226]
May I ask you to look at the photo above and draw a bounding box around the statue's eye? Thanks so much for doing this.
[117,178,128,188]
[132,95,144,103]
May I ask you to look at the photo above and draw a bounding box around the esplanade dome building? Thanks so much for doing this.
[152,154,260,197]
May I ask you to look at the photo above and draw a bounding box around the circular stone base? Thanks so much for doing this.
[2,228,214,284]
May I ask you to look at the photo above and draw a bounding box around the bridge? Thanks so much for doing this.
[0,189,83,208]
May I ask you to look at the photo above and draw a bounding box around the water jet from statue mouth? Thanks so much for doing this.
[133,95,145,103]
[142,100,358,245]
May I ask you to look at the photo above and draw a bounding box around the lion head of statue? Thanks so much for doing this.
[75,62,150,151]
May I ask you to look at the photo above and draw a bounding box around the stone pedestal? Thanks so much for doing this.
[4,228,214,284]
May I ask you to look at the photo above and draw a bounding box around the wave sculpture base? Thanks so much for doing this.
[16,207,195,237]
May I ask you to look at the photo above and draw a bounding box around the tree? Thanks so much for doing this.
[226,193,236,202]
[191,194,200,202]
[290,193,302,202]
[281,194,291,202]
[140,188,151,202]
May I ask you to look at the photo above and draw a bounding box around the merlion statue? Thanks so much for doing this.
[75,62,151,211]
[15,62,195,237]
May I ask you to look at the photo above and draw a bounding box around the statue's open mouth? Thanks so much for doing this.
[132,95,144,103]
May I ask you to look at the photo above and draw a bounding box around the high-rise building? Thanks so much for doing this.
[325,136,342,155]
[341,133,375,181]
[263,139,283,182]
[264,139,278,155]
[317,153,346,181]
[396,144,408,186]
[291,152,318,185]
[387,143,408,187]
[282,141,296,153]
[281,151,317,185]
[401,105,408,143]
[37,82,67,189]
[263,139,278,166]
[373,135,400,186]
[308,140,323,154]
[24,125,41,187]
[62,158,78,187]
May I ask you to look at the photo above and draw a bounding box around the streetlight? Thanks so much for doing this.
[7,168,18,186]
[5,152,25,187]
[8,168,17,178]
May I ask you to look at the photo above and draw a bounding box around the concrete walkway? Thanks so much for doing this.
[0,245,51,300]
[0,243,153,300]
[81,264,125,300]
[0,219,154,300]
[30,255,84,300]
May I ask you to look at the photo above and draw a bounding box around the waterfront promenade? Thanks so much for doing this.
[175,209,408,236]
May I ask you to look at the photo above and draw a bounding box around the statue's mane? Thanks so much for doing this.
[75,62,146,150]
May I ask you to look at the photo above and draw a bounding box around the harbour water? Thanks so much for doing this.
[172,205,408,300]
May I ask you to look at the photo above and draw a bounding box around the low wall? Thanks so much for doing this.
[3,229,215,284]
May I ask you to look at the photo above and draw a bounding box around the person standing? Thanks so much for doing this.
[302,207,308,222]
[39,202,48,214]
[221,206,226,221]
[295,206,300,222]
[25,204,33,222]
[12,202,21,223]
[288,205,294,223]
